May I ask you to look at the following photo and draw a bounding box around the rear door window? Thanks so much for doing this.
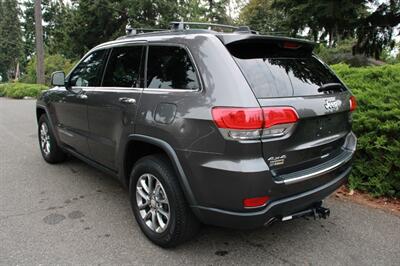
[102,45,144,87]
[146,45,200,90]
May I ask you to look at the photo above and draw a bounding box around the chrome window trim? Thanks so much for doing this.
[84,87,143,93]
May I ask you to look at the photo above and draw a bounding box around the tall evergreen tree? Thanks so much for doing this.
[22,0,74,59]
[354,0,400,59]
[205,0,230,23]
[34,0,45,84]
[271,0,367,45]
[0,0,23,81]
[240,0,399,58]
[21,0,36,64]
[63,0,130,58]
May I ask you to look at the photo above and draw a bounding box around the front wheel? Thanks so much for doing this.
[38,115,66,163]
[129,154,200,248]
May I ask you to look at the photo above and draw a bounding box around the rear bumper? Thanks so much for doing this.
[192,165,351,229]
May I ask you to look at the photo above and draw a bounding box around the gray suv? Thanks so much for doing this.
[36,22,357,247]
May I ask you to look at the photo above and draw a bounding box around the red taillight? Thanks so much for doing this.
[212,108,263,129]
[243,196,270,208]
[349,96,357,111]
[263,107,299,128]
[212,107,298,129]
[212,107,299,140]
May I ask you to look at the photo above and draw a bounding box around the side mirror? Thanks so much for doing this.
[51,71,65,87]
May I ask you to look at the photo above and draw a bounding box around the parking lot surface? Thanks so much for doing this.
[1,98,399,265]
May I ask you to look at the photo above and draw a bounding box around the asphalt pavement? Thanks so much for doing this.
[0,97,399,265]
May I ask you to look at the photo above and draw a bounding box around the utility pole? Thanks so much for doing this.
[34,0,45,84]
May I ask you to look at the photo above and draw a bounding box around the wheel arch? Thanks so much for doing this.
[36,105,47,123]
[36,104,62,145]
[122,134,198,207]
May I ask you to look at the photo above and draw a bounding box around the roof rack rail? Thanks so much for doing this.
[235,26,259,35]
[125,25,169,36]
[170,21,238,31]
[119,21,259,39]
[170,21,258,34]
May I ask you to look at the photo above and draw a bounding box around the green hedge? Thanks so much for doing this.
[331,64,400,197]
[0,83,48,99]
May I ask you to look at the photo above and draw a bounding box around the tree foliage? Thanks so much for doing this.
[2,0,399,82]
[21,54,75,85]
[240,0,400,59]
[269,0,368,43]
[239,0,291,34]
[22,0,74,59]
[354,0,400,59]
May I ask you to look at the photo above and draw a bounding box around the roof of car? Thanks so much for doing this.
[94,22,315,50]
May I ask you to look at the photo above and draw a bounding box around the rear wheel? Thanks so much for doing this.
[38,115,66,163]
[129,154,200,248]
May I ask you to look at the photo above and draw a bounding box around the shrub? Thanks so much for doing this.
[0,84,6,96]
[0,83,48,99]
[331,63,400,197]
[21,54,76,85]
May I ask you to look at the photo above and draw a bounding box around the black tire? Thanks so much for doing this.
[38,114,66,163]
[129,154,200,248]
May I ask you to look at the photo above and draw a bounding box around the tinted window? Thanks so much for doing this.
[235,57,342,98]
[103,46,143,87]
[69,50,107,87]
[146,46,200,90]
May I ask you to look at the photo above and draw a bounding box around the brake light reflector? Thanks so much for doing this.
[243,196,270,208]
[263,107,299,128]
[349,96,357,111]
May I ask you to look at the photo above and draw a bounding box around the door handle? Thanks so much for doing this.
[77,93,88,99]
[119,97,136,104]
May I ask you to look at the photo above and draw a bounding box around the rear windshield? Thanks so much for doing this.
[233,55,343,98]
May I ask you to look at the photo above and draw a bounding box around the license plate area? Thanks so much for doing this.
[313,114,345,138]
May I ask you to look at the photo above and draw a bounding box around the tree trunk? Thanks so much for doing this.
[208,0,214,22]
[34,0,45,84]
[335,24,340,43]
[328,29,333,47]
[15,62,20,81]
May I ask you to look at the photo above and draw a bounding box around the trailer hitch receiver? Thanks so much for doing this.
[313,206,330,219]
[280,201,330,222]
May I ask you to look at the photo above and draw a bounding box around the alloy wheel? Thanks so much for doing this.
[136,173,170,233]
[40,123,51,156]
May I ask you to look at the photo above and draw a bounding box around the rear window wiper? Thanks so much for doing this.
[317,83,345,93]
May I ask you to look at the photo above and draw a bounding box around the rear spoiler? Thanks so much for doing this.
[217,34,316,58]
